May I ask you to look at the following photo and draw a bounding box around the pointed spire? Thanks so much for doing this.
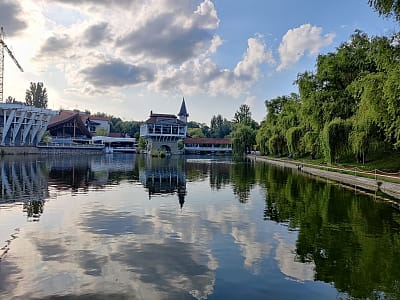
[178,97,189,117]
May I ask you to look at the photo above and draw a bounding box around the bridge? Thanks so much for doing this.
[184,138,232,154]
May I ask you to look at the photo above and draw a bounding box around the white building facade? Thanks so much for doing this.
[140,99,189,155]
[0,103,57,147]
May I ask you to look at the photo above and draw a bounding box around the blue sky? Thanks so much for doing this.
[1,0,399,124]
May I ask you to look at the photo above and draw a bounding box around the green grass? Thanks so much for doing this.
[337,151,400,172]
[284,150,400,172]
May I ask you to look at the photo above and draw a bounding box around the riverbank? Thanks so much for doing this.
[247,155,400,201]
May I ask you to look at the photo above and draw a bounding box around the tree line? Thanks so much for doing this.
[254,30,400,164]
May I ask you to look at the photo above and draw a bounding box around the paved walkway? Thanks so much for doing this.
[248,155,400,202]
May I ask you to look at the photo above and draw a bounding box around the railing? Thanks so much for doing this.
[38,142,105,149]
[184,146,232,152]
[140,124,186,137]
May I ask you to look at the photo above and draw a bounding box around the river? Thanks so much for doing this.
[0,154,399,299]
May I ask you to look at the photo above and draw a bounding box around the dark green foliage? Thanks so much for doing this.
[286,127,303,157]
[188,128,205,138]
[322,118,353,163]
[138,137,147,150]
[93,112,142,137]
[233,104,259,129]
[232,124,256,159]
[231,105,258,159]
[368,0,400,22]
[301,131,320,159]
[256,93,301,155]
[187,121,212,137]
[268,133,287,156]
[25,82,48,108]
[210,114,232,138]
[256,30,400,167]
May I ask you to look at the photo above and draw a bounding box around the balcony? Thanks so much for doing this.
[140,124,186,138]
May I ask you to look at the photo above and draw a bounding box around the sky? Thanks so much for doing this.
[1,0,399,124]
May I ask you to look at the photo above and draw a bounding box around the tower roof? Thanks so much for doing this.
[178,98,189,117]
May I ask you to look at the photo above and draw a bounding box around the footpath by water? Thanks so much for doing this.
[248,155,400,202]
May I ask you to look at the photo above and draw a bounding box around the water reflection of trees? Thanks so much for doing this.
[230,161,256,203]
[255,162,400,299]
[185,158,231,191]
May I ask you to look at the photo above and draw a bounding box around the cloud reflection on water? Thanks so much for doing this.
[0,155,313,299]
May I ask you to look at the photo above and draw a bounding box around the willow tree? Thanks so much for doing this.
[256,93,301,155]
[232,123,256,158]
[322,118,353,163]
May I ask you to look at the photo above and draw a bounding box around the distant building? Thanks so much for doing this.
[184,138,232,154]
[0,103,57,147]
[47,110,110,140]
[81,115,110,135]
[47,110,92,140]
[140,99,188,155]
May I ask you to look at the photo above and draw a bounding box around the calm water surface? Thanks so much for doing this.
[0,154,399,299]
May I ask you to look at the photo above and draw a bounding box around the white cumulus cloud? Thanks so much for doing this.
[277,24,335,71]
[151,36,274,97]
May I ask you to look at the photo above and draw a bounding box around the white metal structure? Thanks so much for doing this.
[92,136,137,153]
[0,103,57,146]
[0,27,24,103]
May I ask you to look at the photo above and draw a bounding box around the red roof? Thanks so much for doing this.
[145,112,185,125]
[49,111,109,126]
[48,111,77,126]
[88,116,109,121]
[184,138,232,145]
[48,111,92,137]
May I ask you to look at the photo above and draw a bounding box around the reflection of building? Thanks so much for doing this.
[47,155,136,189]
[140,99,188,155]
[0,157,49,220]
[0,103,56,147]
[139,157,186,208]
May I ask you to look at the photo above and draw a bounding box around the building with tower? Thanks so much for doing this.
[140,98,188,155]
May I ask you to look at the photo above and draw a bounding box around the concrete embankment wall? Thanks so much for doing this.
[248,155,400,201]
[0,146,40,155]
[1,146,104,155]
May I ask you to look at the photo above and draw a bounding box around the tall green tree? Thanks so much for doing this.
[233,104,258,129]
[232,123,256,158]
[210,114,232,138]
[256,93,301,156]
[232,105,257,158]
[25,82,48,108]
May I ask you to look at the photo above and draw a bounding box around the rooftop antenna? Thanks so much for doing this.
[0,27,24,102]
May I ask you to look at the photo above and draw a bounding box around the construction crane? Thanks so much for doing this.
[0,27,24,103]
